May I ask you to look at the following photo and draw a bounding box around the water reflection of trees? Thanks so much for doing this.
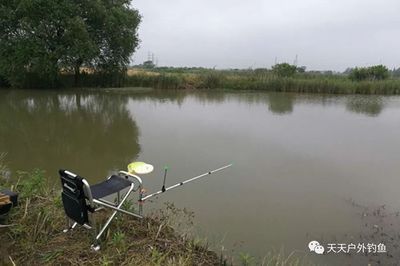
[116,90,297,115]
[267,93,294,114]
[111,89,187,107]
[0,91,140,181]
[132,91,387,117]
[191,91,296,115]
[190,91,227,105]
[345,96,383,117]
[101,90,388,119]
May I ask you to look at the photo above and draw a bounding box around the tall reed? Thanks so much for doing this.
[123,68,400,95]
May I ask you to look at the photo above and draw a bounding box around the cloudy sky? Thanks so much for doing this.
[132,0,400,71]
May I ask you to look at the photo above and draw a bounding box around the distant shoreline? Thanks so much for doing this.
[3,67,400,95]
[122,67,400,95]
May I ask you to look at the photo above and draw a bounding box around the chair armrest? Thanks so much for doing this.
[118,171,143,187]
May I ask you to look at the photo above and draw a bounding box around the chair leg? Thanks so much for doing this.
[139,201,143,216]
[90,212,101,251]
[91,244,101,252]
[95,184,135,241]
[63,217,71,233]
[63,218,77,233]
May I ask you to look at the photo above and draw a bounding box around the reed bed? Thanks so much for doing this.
[4,67,400,94]
[123,68,400,95]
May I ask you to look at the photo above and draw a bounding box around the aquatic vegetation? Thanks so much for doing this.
[239,252,254,266]
[259,249,311,266]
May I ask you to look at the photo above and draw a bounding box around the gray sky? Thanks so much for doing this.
[132,0,400,71]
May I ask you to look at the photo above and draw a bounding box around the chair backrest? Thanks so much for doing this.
[59,169,89,225]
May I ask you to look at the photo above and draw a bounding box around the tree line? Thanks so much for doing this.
[271,63,392,81]
[0,0,141,88]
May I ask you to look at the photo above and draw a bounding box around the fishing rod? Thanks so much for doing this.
[139,163,233,202]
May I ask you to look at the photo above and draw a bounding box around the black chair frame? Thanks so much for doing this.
[60,169,143,250]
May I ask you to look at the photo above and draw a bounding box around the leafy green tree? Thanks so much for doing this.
[349,67,368,81]
[349,65,389,81]
[297,66,306,73]
[0,0,141,88]
[272,63,298,77]
[368,65,389,80]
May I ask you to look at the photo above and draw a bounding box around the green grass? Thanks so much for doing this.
[4,66,400,94]
[0,170,219,265]
[123,68,400,95]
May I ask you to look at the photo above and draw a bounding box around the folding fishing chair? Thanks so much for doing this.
[59,169,143,250]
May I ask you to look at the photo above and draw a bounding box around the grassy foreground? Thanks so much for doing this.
[0,169,220,265]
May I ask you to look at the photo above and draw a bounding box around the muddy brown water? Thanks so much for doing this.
[1,88,400,264]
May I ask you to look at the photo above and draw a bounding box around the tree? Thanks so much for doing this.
[142,60,156,69]
[297,66,306,73]
[272,63,298,77]
[368,65,389,80]
[0,0,141,88]
[349,67,368,81]
[349,65,389,81]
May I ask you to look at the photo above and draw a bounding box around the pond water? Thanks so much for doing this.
[1,88,400,264]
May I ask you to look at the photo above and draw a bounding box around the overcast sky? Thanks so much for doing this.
[132,0,400,71]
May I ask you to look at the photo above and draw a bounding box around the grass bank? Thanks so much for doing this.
[122,68,400,95]
[3,67,400,95]
[0,169,220,265]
